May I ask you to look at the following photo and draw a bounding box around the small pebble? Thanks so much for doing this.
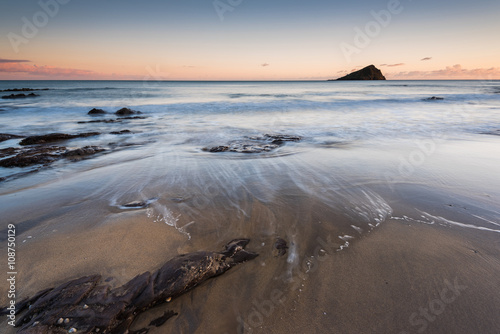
[33,321,40,326]
[68,328,77,333]
[166,297,171,302]
[64,318,70,324]
[57,318,64,324]
[83,304,89,309]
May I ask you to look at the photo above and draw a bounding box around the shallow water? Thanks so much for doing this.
[0,80,499,332]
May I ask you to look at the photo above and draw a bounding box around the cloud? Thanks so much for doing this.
[388,64,500,80]
[380,63,405,67]
[421,57,432,61]
[0,58,31,63]
[261,63,270,67]
[0,62,94,77]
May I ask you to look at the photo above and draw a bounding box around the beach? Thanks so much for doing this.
[1,80,499,333]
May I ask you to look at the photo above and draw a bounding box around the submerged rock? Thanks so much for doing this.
[77,118,121,124]
[0,239,258,334]
[273,237,288,257]
[0,146,66,167]
[0,145,105,168]
[110,129,132,135]
[334,65,386,80]
[63,146,105,158]
[203,134,302,154]
[116,107,142,115]
[87,108,107,115]
[0,133,23,143]
[1,93,40,99]
[0,88,49,92]
[424,96,444,101]
[20,132,100,146]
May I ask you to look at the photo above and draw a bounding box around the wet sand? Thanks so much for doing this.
[1,183,499,333]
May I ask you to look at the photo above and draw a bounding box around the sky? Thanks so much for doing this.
[0,0,499,80]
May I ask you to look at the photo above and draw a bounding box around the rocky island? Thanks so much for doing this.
[331,65,386,80]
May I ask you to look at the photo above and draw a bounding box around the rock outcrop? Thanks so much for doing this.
[116,107,142,116]
[0,239,257,333]
[19,132,100,146]
[334,65,386,80]
[203,134,302,154]
[0,133,24,143]
[0,146,105,168]
[0,88,49,92]
[87,108,107,115]
[1,93,40,99]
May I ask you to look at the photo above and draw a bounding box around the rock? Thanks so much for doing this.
[0,145,104,168]
[334,65,386,80]
[118,115,147,120]
[203,146,229,153]
[0,88,49,92]
[116,107,142,115]
[479,129,500,136]
[264,134,302,144]
[0,146,66,167]
[63,146,105,158]
[88,108,107,115]
[19,132,100,146]
[0,147,18,158]
[119,198,158,209]
[2,239,257,334]
[110,130,131,135]
[424,96,444,101]
[273,238,288,257]
[77,119,121,124]
[0,133,24,143]
[203,134,302,154]
[1,93,40,99]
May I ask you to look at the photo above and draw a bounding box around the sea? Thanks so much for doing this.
[1,80,499,251]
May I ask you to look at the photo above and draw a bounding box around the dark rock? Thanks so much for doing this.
[334,65,386,80]
[479,129,500,136]
[120,198,158,209]
[264,134,302,144]
[19,132,100,146]
[63,146,105,158]
[77,119,121,124]
[118,115,147,120]
[3,239,257,333]
[0,146,66,167]
[0,145,104,168]
[203,134,302,154]
[424,96,444,101]
[110,130,132,135]
[116,107,142,115]
[0,133,24,143]
[88,108,107,115]
[1,93,40,99]
[0,147,18,158]
[273,238,288,257]
[0,88,49,92]
[203,145,229,153]
[121,201,148,209]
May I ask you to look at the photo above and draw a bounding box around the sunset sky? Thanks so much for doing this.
[1,0,499,80]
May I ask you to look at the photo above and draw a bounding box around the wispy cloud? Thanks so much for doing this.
[0,62,94,77]
[389,64,500,80]
[380,63,405,67]
[421,57,432,61]
[261,63,270,67]
[0,58,31,63]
